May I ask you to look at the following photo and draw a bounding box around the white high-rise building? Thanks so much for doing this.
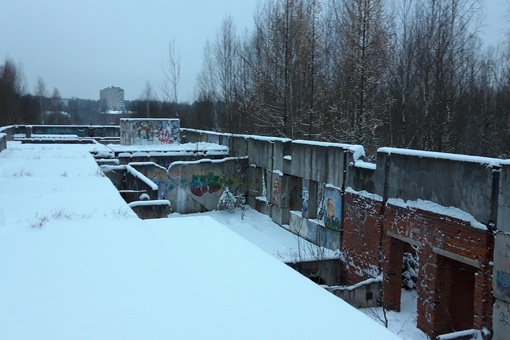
[100,86,125,112]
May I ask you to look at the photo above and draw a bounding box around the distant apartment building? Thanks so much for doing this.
[100,86,125,112]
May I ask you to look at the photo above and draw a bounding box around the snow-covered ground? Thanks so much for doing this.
[362,289,428,339]
[169,208,340,263]
[0,142,401,339]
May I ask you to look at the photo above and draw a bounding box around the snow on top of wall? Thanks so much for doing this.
[436,329,482,340]
[121,118,179,122]
[168,156,248,170]
[108,142,229,154]
[32,134,79,139]
[273,169,283,176]
[182,128,292,142]
[100,165,126,173]
[387,198,487,230]
[325,183,342,191]
[353,160,376,170]
[128,200,171,208]
[326,275,382,291]
[125,164,159,191]
[345,186,383,202]
[128,162,168,172]
[0,125,14,133]
[378,147,510,167]
[293,140,366,161]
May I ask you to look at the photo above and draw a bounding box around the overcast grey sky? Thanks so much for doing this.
[0,0,507,102]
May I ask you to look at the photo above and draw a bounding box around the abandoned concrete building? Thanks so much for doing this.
[1,120,509,339]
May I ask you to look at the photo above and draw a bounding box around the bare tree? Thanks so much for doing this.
[213,15,241,132]
[326,0,391,154]
[196,39,223,130]
[35,77,47,124]
[162,39,181,103]
[141,81,157,118]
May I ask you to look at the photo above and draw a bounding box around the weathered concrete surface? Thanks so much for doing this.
[30,125,119,138]
[165,158,248,213]
[290,141,327,183]
[289,211,341,250]
[248,138,274,170]
[498,165,510,233]
[326,280,382,309]
[128,200,171,219]
[0,133,6,152]
[287,259,343,286]
[375,148,499,224]
[493,299,510,340]
[345,152,377,193]
[493,232,510,303]
[271,206,290,225]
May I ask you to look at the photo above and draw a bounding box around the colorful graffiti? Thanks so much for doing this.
[323,187,342,231]
[120,119,180,145]
[271,179,280,205]
[190,172,233,197]
[495,237,510,300]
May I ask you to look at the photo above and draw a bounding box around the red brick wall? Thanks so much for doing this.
[342,192,384,284]
[383,202,494,338]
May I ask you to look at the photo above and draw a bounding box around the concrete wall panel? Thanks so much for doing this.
[376,150,496,224]
[248,138,273,169]
[494,232,510,302]
[498,165,510,233]
[290,142,311,179]
[120,118,180,145]
[326,146,345,187]
[493,299,510,340]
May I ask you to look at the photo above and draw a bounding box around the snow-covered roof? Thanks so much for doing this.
[0,142,399,339]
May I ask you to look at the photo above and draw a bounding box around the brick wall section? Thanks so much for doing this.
[383,202,494,338]
[342,192,384,284]
[382,235,404,311]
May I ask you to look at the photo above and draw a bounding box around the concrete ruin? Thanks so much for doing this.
[1,123,509,339]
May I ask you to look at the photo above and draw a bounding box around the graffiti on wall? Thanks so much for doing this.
[190,172,228,197]
[271,179,280,205]
[495,235,510,301]
[150,167,175,199]
[302,184,309,216]
[168,165,242,198]
[120,119,180,145]
[323,187,342,231]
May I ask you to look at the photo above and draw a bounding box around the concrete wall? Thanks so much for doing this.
[375,148,500,224]
[325,279,382,309]
[128,200,171,219]
[130,158,248,214]
[494,165,510,340]
[0,125,15,141]
[0,133,6,152]
[30,125,119,137]
[120,118,180,145]
[286,259,343,286]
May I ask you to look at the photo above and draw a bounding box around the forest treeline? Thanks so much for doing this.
[2,0,510,159]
